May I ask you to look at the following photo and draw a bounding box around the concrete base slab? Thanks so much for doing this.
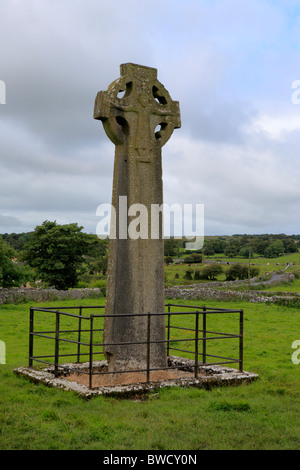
[14,356,258,399]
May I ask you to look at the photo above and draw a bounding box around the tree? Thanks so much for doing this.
[165,256,173,265]
[184,253,202,264]
[201,263,223,280]
[210,238,226,253]
[203,243,215,257]
[238,245,252,258]
[24,221,89,290]
[255,240,269,256]
[226,264,259,281]
[164,238,180,257]
[83,235,108,275]
[264,240,285,258]
[0,236,24,287]
[285,241,298,253]
[224,240,240,258]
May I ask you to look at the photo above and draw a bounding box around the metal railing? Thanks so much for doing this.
[29,303,244,389]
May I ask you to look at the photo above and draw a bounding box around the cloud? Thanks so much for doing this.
[163,121,300,235]
[0,0,300,235]
[0,215,24,232]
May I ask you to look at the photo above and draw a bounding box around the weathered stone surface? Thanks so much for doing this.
[94,64,180,372]
[14,358,259,398]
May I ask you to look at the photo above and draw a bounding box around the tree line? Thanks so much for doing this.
[164,234,299,259]
[0,224,299,290]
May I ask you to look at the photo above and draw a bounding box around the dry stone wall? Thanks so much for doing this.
[0,284,299,306]
[0,287,102,305]
[165,285,300,305]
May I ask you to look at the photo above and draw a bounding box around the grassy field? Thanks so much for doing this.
[0,296,299,450]
[164,252,300,287]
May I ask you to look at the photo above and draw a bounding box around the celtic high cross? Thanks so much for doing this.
[94,63,181,373]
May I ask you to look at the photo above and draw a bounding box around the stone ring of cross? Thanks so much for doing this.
[94,63,181,148]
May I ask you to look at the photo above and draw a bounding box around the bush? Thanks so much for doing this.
[226,264,260,281]
[184,253,202,264]
[184,270,193,280]
[194,270,201,280]
[201,263,223,280]
[76,281,89,288]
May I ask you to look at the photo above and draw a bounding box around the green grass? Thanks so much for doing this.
[0,297,300,450]
[261,278,300,293]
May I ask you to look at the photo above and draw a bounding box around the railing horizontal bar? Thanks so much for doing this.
[31,308,241,320]
[168,325,240,338]
[31,351,104,360]
[32,304,241,313]
[92,337,197,348]
[167,325,196,332]
[166,303,242,313]
[30,333,91,346]
[30,308,91,320]
[31,328,103,335]
[200,360,240,366]
[32,305,105,310]
[203,353,241,361]
[168,347,194,355]
[32,333,240,347]
[166,303,206,309]
[197,334,241,341]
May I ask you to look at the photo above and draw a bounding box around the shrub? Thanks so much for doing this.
[201,263,223,280]
[226,264,260,281]
[194,270,201,280]
[184,270,193,280]
[184,253,202,264]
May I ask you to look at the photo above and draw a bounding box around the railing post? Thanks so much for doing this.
[77,306,82,363]
[195,311,199,378]
[54,310,60,377]
[202,307,207,365]
[239,309,244,372]
[29,307,34,367]
[146,312,151,383]
[167,304,171,357]
[89,314,94,389]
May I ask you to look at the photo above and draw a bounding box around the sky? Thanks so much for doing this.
[0,0,300,237]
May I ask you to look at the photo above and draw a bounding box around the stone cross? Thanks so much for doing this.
[94,63,180,373]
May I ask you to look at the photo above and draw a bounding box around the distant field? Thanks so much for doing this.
[262,278,300,293]
[164,252,300,288]
[0,297,299,450]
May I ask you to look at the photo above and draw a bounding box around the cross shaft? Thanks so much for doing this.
[94,63,181,372]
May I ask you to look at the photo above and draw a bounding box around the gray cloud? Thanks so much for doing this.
[0,0,300,236]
